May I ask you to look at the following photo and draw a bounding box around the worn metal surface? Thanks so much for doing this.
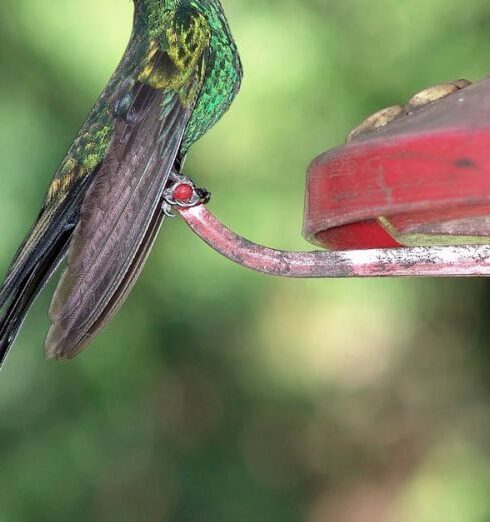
[178,205,490,277]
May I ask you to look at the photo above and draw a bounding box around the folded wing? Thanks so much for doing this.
[45,12,210,359]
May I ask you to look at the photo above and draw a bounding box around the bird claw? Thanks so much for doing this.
[162,202,177,218]
[347,79,472,143]
[162,173,211,218]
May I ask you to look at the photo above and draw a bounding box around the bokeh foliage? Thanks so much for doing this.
[1,0,490,520]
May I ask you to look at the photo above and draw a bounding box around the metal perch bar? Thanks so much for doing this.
[177,204,490,278]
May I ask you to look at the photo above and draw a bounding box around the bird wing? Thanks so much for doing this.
[45,10,211,359]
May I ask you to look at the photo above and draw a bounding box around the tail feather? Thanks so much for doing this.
[0,229,72,367]
[0,169,97,369]
[0,202,79,310]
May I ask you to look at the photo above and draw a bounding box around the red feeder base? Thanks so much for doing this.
[303,78,490,250]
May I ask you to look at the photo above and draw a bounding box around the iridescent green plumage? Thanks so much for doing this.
[49,0,242,206]
[0,0,242,366]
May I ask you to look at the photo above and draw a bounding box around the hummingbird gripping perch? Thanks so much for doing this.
[0,0,242,367]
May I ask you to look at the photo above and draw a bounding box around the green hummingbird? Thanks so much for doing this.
[0,0,242,367]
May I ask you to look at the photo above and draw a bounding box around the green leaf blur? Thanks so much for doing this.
[1,1,490,521]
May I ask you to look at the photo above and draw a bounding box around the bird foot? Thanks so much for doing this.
[162,173,211,217]
[347,79,472,143]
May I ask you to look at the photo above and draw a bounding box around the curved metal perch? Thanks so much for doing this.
[178,204,490,278]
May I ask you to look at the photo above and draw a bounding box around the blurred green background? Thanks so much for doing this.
[1,0,490,521]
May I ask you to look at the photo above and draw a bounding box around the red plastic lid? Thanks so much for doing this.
[303,78,490,250]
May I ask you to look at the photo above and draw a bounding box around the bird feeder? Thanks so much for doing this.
[175,77,490,277]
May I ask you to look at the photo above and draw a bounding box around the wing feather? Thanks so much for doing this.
[45,92,184,358]
[45,14,210,358]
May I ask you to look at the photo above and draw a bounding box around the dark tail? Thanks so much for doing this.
[0,170,96,369]
[0,228,72,367]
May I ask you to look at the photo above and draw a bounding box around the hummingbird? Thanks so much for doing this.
[0,0,242,367]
